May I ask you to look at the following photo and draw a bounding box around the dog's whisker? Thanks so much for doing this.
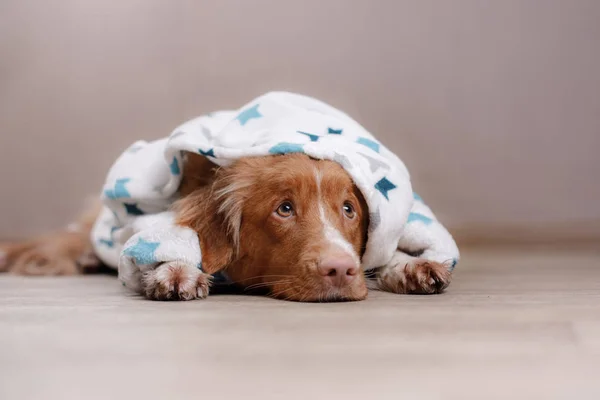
[244,278,295,289]
[244,279,294,291]
[269,285,297,298]
[230,274,294,284]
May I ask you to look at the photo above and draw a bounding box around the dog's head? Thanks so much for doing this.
[176,153,369,301]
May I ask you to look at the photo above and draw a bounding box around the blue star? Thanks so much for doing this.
[356,137,380,153]
[123,238,160,265]
[407,212,433,225]
[98,238,114,247]
[374,177,396,200]
[124,203,144,216]
[269,142,305,155]
[451,259,458,270]
[199,148,215,157]
[328,127,343,134]
[169,157,180,175]
[235,104,263,126]
[104,178,132,199]
[413,192,423,202]
[297,131,320,142]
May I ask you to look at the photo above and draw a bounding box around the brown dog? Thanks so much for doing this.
[0,153,450,302]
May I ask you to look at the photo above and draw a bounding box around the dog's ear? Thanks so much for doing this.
[174,186,232,274]
[175,154,254,274]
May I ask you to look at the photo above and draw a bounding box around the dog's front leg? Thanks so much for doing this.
[117,218,210,301]
[373,251,451,294]
[141,261,211,301]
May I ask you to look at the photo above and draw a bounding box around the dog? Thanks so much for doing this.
[0,153,451,302]
[0,92,457,302]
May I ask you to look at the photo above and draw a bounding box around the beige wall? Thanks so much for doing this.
[1,0,599,240]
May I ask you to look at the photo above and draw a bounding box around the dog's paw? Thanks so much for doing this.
[379,259,451,294]
[141,261,210,301]
[405,260,452,294]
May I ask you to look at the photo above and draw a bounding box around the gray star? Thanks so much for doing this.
[170,131,186,140]
[333,152,352,170]
[127,144,144,153]
[358,152,389,173]
[201,125,212,139]
[152,184,164,194]
[369,207,381,231]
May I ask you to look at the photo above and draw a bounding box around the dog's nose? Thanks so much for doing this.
[318,255,358,287]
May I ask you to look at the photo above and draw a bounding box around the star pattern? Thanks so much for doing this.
[98,238,114,248]
[356,137,380,153]
[127,144,143,153]
[374,177,396,200]
[104,178,132,199]
[98,95,458,277]
[200,125,212,139]
[124,203,144,216]
[170,131,186,140]
[333,152,352,170]
[123,238,160,265]
[152,184,164,194]
[358,152,388,173]
[269,142,304,154]
[199,148,215,157]
[169,157,180,175]
[297,131,320,142]
[407,212,433,225]
[236,104,263,126]
[369,208,381,231]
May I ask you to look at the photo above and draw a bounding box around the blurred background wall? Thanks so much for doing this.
[1,0,599,243]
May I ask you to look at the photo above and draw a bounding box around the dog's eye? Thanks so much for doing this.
[276,201,294,218]
[343,202,356,219]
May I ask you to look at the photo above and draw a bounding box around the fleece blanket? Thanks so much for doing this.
[91,92,459,291]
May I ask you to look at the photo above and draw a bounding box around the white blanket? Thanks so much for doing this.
[91,92,459,291]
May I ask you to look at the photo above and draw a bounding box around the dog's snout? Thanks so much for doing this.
[318,254,358,287]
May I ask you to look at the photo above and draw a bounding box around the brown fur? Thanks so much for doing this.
[175,153,369,301]
[0,201,101,275]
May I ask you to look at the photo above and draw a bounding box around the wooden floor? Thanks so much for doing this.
[1,248,599,400]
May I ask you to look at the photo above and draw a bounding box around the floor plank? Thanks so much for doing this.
[1,248,599,399]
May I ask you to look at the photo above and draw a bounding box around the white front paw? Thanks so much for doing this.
[141,261,211,301]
